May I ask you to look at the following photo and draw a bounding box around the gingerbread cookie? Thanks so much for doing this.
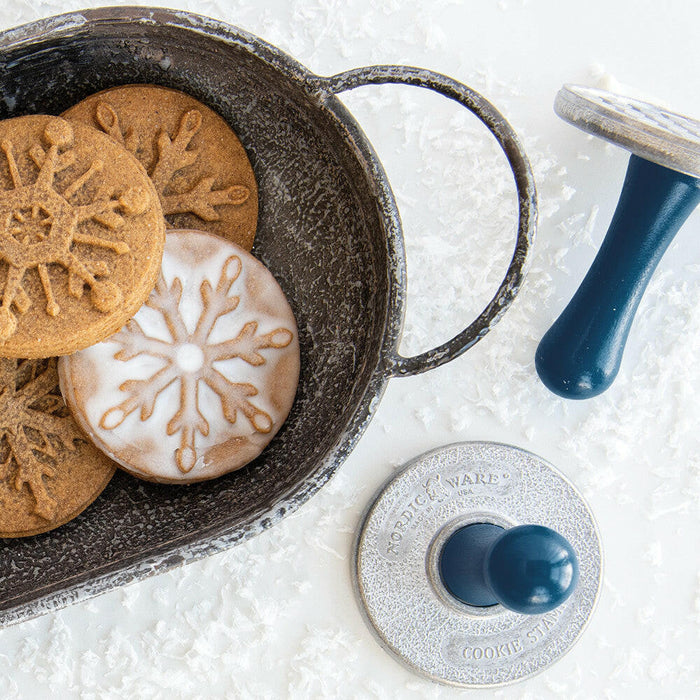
[0,114,164,358]
[59,229,299,484]
[0,357,115,537]
[63,85,258,250]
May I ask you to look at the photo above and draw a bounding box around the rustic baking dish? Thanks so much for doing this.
[0,6,536,625]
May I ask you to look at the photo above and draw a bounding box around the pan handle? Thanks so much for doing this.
[322,66,536,378]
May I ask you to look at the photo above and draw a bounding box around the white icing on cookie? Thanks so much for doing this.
[59,229,300,483]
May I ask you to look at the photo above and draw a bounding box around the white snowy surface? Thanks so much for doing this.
[1,1,699,698]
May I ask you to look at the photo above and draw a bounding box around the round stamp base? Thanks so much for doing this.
[353,442,602,688]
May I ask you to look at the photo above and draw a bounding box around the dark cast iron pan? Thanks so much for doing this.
[0,6,536,626]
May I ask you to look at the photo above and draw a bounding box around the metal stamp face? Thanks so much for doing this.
[555,84,700,178]
[354,442,602,688]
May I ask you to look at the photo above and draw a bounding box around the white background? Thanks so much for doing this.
[0,1,699,698]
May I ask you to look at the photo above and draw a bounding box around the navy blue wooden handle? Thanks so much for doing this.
[439,523,579,614]
[536,155,700,399]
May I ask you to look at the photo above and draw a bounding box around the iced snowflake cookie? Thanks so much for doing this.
[59,229,299,484]
[63,85,258,250]
[0,114,164,358]
[0,358,116,537]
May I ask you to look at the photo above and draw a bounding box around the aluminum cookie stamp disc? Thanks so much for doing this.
[353,442,602,688]
[536,86,700,399]
[554,84,700,178]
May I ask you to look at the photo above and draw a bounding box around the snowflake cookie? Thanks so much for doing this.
[59,229,300,484]
[63,85,258,250]
[0,357,115,537]
[0,115,164,358]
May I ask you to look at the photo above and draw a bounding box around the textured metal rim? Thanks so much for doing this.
[555,84,700,178]
[353,442,603,688]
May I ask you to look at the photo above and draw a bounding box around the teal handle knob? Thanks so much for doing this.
[439,523,579,614]
[536,155,700,399]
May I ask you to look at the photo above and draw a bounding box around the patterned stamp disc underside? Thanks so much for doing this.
[555,84,700,178]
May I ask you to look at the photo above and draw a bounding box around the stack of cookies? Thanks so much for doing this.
[0,86,300,537]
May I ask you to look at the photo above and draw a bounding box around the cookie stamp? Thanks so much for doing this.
[59,229,299,483]
[0,358,115,537]
[0,115,164,358]
[63,85,258,250]
[354,443,602,687]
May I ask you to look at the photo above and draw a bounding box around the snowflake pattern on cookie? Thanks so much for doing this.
[0,119,147,341]
[59,229,300,483]
[0,359,75,519]
[0,358,114,528]
[94,103,250,223]
[63,86,259,250]
[101,259,292,473]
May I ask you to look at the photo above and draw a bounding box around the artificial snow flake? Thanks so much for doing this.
[100,255,294,473]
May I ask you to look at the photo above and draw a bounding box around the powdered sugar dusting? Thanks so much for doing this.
[60,230,299,482]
